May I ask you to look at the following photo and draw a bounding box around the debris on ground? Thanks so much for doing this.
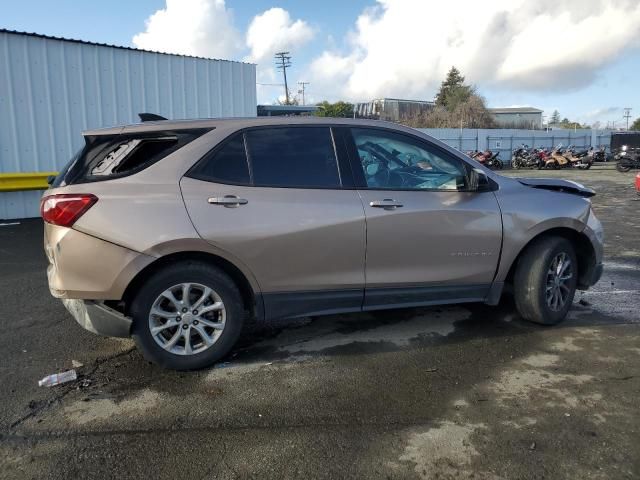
[578,298,592,306]
[38,369,77,387]
[71,359,84,368]
[529,442,536,451]
[214,362,231,369]
[425,368,438,372]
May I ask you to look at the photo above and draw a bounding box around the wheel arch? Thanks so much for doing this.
[504,227,596,290]
[121,251,262,320]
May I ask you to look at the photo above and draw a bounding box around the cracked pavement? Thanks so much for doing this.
[1,166,639,479]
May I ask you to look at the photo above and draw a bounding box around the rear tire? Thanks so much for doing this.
[616,162,631,172]
[513,236,577,325]
[131,262,244,370]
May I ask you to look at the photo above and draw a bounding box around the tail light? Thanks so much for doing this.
[40,194,98,227]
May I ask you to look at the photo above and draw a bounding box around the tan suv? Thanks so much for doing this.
[42,117,603,370]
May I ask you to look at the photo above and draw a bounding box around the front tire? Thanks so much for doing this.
[131,262,244,370]
[513,236,577,325]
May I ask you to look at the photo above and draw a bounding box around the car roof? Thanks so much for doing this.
[82,116,403,136]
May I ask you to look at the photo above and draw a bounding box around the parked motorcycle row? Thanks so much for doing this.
[466,135,640,173]
[510,144,594,170]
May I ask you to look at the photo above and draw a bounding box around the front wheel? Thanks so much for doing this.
[131,262,245,370]
[513,236,577,325]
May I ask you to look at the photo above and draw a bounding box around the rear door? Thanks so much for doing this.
[181,126,366,319]
[342,127,502,309]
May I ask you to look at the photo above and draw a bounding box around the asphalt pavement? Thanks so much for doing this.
[1,166,639,479]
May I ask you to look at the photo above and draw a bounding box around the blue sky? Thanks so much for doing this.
[3,0,639,127]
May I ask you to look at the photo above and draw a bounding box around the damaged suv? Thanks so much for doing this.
[42,117,603,370]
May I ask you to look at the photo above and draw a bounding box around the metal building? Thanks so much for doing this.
[355,98,434,122]
[0,29,257,219]
[488,107,543,129]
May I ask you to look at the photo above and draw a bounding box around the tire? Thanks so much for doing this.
[494,159,503,169]
[131,262,244,370]
[513,236,577,325]
[513,159,522,169]
[616,162,631,172]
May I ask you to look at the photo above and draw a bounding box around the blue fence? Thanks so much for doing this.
[415,128,614,162]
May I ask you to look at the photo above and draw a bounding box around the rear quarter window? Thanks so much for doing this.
[188,134,251,185]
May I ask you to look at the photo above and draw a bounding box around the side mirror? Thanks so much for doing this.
[46,175,57,186]
[469,168,491,192]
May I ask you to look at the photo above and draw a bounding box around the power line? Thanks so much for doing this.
[274,52,292,104]
[623,107,632,130]
[298,81,310,105]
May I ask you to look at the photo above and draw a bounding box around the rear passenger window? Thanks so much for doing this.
[190,134,251,184]
[245,127,341,188]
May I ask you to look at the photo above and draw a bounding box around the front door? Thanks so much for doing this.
[344,127,502,309]
[181,126,366,319]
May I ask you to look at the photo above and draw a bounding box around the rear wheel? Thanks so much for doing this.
[616,161,631,172]
[513,236,577,325]
[131,262,244,370]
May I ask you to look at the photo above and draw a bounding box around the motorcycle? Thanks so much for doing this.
[616,156,640,172]
[467,150,503,170]
[512,145,544,169]
[542,145,592,170]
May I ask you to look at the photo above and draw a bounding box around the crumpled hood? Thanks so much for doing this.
[517,178,595,198]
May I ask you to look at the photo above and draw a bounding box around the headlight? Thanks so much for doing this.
[622,145,628,151]
[620,151,627,157]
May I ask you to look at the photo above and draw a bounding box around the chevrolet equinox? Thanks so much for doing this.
[41,117,604,370]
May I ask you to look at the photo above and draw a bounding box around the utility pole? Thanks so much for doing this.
[623,107,632,130]
[297,81,309,105]
[274,52,292,104]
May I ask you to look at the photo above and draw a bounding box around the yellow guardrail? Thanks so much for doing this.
[0,172,58,192]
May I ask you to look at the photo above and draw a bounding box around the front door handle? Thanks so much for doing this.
[208,195,248,207]
[369,199,403,210]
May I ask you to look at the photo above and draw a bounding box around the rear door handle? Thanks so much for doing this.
[208,195,248,207]
[369,199,403,210]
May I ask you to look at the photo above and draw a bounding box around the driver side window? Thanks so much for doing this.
[351,128,467,191]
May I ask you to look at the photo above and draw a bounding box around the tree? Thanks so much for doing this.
[550,110,561,124]
[435,66,473,110]
[405,67,495,128]
[631,118,640,131]
[315,101,354,118]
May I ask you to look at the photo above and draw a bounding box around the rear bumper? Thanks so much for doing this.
[62,299,132,338]
[44,223,154,300]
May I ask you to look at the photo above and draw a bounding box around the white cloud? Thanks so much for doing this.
[132,0,242,59]
[308,0,640,101]
[245,7,314,63]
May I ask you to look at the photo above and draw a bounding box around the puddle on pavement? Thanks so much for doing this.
[64,388,160,425]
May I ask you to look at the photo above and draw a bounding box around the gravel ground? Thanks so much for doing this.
[1,165,639,479]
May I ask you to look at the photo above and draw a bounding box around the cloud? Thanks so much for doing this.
[132,0,242,59]
[245,8,314,63]
[308,0,640,101]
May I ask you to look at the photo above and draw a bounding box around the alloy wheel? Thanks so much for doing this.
[148,283,226,355]
[545,253,573,312]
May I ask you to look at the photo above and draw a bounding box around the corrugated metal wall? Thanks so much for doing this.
[0,30,257,219]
